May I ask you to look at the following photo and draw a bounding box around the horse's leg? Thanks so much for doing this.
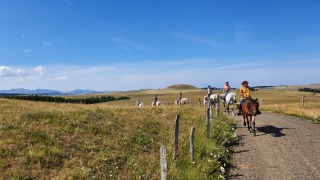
[226,102,229,115]
[247,116,251,132]
[252,116,256,136]
[243,114,246,126]
[231,103,234,116]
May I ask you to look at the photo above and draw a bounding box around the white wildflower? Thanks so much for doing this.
[220,166,225,174]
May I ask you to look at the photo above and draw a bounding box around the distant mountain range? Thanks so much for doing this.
[0,88,105,95]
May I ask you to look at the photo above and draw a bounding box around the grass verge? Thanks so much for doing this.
[0,99,236,179]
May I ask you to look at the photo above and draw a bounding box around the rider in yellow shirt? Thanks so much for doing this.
[237,81,261,115]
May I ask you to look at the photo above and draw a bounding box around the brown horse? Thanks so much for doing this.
[242,98,259,136]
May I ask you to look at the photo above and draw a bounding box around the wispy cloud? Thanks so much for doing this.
[55,76,68,80]
[24,49,31,53]
[111,37,152,51]
[172,33,221,47]
[0,66,27,77]
[0,57,319,91]
[42,41,53,46]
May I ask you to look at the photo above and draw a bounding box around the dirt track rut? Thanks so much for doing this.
[228,111,320,180]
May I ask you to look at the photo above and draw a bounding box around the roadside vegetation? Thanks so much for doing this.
[0,97,236,179]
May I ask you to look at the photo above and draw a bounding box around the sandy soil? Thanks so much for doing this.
[228,111,320,180]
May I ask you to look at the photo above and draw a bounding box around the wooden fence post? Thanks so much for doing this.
[301,96,304,107]
[210,104,213,121]
[160,145,167,180]
[198,98,201,107]
[259,98,262,107]
[216,100,220,117]
[190,126,196,162]
[206,107,210,138]
[173,115,180,160]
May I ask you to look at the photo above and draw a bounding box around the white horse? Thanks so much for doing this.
[152,100,162,106]
[203,94,219,107]
[221,92,237,115]
[137,102,144,107]
[175,98,190,106]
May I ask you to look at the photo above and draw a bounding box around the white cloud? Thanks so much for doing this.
[0,66,27,77]
[24,49,31,53]
[33,66,46,75]
[0,58,319,91]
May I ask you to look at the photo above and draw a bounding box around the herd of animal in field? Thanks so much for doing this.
[134,91,238,115]
[135,90,259,136]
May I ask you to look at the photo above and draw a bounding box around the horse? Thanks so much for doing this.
[203,94,219,107]
[242,98,259,136]
[152,100,162,106]
[137,102,144,107]
[221,92,237,116]
[175,98,190,106]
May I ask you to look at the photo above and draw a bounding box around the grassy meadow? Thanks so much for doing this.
[0,86,237,179]
[0,85,319,179]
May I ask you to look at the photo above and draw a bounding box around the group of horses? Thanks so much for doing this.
[149,97,190,106]
[135,98,189,107]
[204,92,259,136]
[140,92,259,136]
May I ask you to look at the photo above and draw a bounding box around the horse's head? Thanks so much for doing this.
[244,98,259,116]
[250,98,259,116]
[232,92,237,102]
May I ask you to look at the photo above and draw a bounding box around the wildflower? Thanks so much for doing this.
[220,166,225,174]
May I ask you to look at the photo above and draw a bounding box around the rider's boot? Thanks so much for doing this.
[237,104,242,116]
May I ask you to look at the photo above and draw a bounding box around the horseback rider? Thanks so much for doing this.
[178,92,183,106]
[223,81,231,101]
[154,95,158,106]
[135,99,141,107]
[237,81,261,115]
[206,85,212,99]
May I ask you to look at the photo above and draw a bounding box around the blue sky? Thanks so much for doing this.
[1,0,319,91]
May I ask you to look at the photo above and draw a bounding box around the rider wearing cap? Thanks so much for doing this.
[237,81,261,115]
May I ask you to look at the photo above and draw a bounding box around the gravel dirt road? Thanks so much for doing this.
[228,111,320,180]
